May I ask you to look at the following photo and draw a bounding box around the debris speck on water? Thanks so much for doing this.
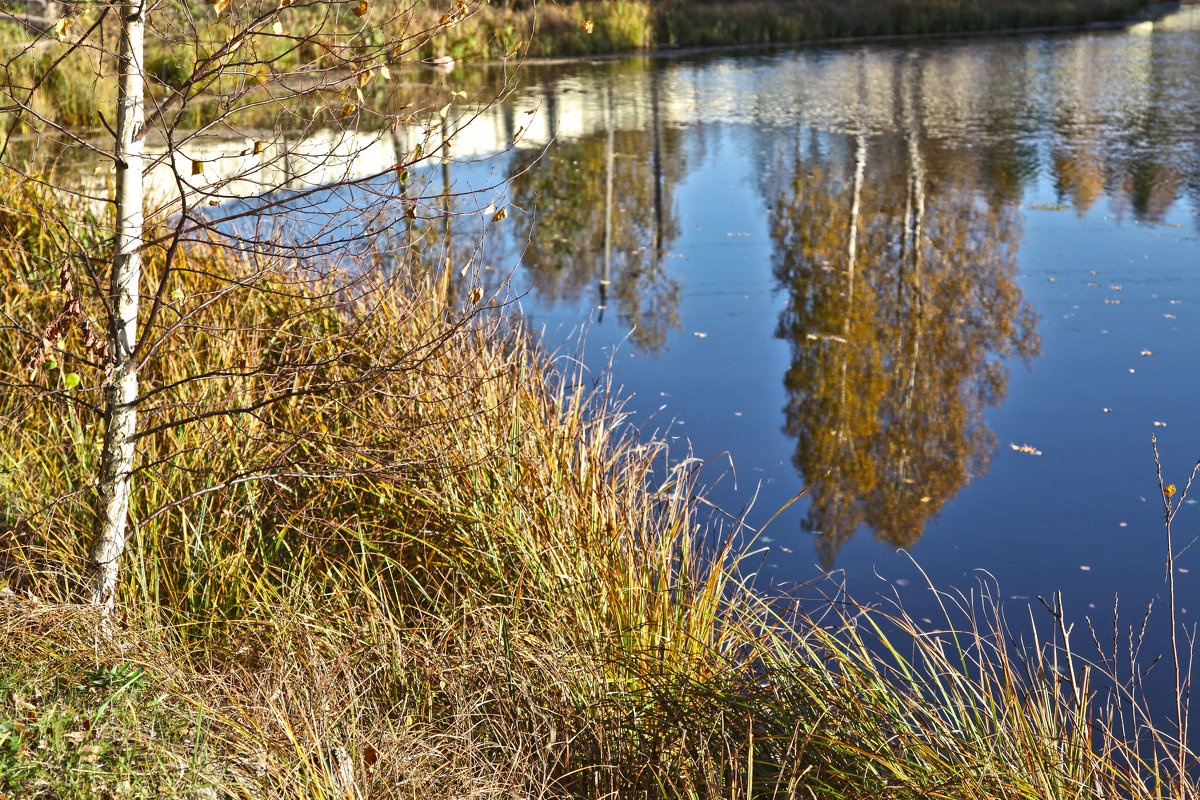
[1102,407,1112,413]
[1010,443,1043,456]
[1080,565,1091,571]
[693,331,708,338]
[1141,349,1153,356]
[1154,421,1167,427]
[1104,299,1121,304]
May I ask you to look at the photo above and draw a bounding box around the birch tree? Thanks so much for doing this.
[1,0,516,609]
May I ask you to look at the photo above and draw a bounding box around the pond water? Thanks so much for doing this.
[425,8,1200,638]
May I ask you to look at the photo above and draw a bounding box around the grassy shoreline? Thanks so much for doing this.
[1,0,1155,133]
[2,178,1197,797]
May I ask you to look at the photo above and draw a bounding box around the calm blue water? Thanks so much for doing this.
[426,14,1200,632]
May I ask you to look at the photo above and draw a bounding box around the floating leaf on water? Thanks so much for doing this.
[1141,349,1153,356]
[693,332,708,338]
[919,496,931,503]
[1154,421,1167,427]
[1009,443,1043,456]
[1110,285,1123,291]
[1104,299,1121,304]
[1102,407,1112,413]
[1080,565,1091,571]
[1165,314,1177,319]
[1087,282,1099,287]
[1119,522,1128,527]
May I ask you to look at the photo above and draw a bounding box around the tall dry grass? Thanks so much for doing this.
[0,173,1197,798]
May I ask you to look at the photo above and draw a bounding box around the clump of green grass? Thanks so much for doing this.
[1,174,1197,798]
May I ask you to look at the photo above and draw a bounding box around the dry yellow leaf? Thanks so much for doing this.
[191,160,204,176]
[582,19,594,33]
[379,65,391,80]
[353,0,368,16]
[271,19,282,34]
[51,17,72,41]
[492,206,507,223]
[252,140,264,154]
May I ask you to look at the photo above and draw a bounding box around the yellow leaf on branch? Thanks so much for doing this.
[353,0,368,16]
[51,17,72,42]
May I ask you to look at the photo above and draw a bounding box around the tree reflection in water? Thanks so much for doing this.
[506,67,686,356]
[767,55,1040,567]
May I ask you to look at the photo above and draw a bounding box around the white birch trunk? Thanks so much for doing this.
[86,0,144,608]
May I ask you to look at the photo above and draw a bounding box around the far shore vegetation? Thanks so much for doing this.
[1,0,1152,130]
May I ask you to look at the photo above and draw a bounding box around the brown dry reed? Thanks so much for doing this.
[1,173,1198,798]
